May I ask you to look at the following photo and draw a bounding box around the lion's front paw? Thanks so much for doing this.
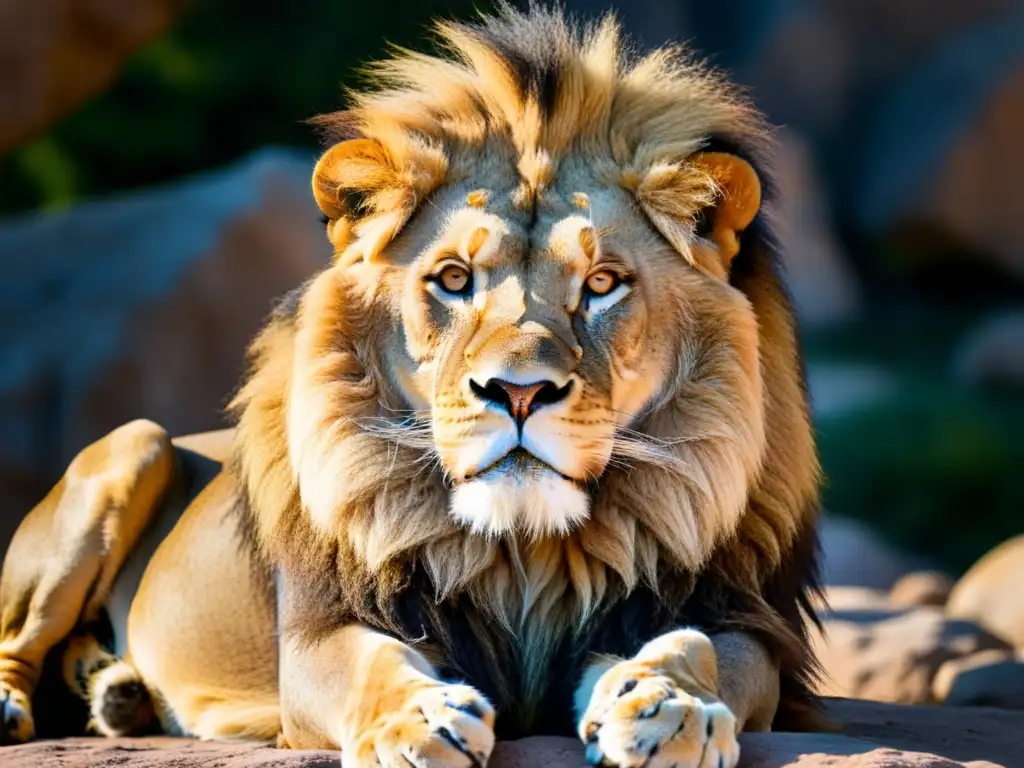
[347,683,496,768]
[0,685,35,745]
[579,661,739,768]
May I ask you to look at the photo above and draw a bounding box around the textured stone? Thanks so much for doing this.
[0,148,330,558]
[811,605,1011,704]
[889,572,954,608]
[932,650,1024,709]
[947,535,1024,649]
[3,699,1023,766]
[905,63,1024,283]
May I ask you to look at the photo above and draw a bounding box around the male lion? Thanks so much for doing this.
[0,7,823,767]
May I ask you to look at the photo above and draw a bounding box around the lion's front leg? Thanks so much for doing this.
[575,629,777,768]
[279,624,495,767]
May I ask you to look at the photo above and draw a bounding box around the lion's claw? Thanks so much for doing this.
[579,662,739,768]
[347,683,495,768]
[0,685,35,745]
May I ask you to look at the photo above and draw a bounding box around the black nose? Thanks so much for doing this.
[469,378,571,425]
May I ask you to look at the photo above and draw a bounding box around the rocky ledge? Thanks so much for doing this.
[1,699,1019,767]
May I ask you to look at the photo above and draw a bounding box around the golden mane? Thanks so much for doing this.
[230,4,822,731]
[309,3,770,268]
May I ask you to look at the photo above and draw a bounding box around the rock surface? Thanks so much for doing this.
[947,535,1024,649]
[1,699,1019,767]
[932,650,1024,710]
[903,60,1024,283]
[889,572,955,608]
[0,0,186,153]
[812,603,1011,705]
[0,148,330,558]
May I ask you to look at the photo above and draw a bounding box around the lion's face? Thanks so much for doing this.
[296,13,778,543]
[348,157,762,537]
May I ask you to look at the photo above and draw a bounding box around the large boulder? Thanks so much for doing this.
[850,12,1024,280]
[2,699,1023,766]
[947,535,1024,649]
[0,0,187,153]
[0,148,331,558]
[900,62,1024,283]
[889,571,954,608]
[811,601,1011,705]
[932,650,1024,710]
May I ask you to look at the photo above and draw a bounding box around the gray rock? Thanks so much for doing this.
[0,148,330,557]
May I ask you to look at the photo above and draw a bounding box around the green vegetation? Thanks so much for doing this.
[807,310,1024,574]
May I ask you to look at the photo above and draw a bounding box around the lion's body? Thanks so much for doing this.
[1,7,823,766]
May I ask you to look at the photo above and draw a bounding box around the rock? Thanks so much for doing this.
[811,604,1012,704]
[952,311,1024,391]
[932,649,1024,709]
[0,148,331,558]
[947,535,1024,648]
[889,571,954,608]
[815,586,893,613]
[852,12,1024,272]
[904,58,1024,284]
[827,696,1021,766]
[818,515,926,589]
[772,129,861,329]
[3,699,1023,766]
[0,0,186,153]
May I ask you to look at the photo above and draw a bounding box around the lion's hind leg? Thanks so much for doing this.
[0,419,174,744]
[62,632,158,737]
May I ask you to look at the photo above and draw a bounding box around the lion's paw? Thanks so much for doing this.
[347,683,496,768]
[579,662,739,768]
[0,685,35,745]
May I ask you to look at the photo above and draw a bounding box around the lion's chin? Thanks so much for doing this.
[449,453,590,537]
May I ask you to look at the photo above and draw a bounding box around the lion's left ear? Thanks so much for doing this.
[688,152,762,279]
[633,151,763,280]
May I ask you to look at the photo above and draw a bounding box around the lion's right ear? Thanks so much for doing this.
[312,139,395,250]
[311,136,447,261]
[312,138,393,220]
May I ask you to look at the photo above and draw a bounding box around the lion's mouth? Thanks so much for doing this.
[463,448,578,485]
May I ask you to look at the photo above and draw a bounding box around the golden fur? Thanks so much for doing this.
[0,6,822,765]
[236,1,820,728]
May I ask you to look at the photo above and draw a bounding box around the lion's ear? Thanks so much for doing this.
[311,138,405,257]
[688,152,762,279]
[311,136,446,261]
[312,138,393,221]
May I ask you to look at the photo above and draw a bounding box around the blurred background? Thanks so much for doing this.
[0,1,1022,603]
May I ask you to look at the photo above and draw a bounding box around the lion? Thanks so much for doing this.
[0,6,823,767]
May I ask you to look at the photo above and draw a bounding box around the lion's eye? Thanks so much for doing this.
[585,270,619,296]
[434,264,472,296]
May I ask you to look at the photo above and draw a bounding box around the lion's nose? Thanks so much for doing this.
[469,378,572,425]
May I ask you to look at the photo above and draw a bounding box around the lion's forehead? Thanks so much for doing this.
[428,169,638,267]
